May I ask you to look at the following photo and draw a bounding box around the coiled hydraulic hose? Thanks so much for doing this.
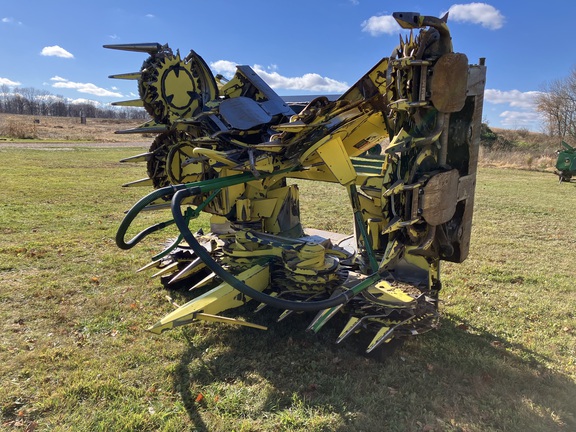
[116,184,185,250]
[116,167,382,311]
[116,171,258,250]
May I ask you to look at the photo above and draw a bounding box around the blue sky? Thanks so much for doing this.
[0,0,573,131]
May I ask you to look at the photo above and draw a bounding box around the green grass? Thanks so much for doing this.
[0,146,575,431]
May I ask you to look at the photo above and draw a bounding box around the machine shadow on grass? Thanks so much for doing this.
[169,304,576,431]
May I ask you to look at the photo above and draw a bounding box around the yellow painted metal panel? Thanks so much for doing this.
[315,136,357,185]
[148,264,270,334]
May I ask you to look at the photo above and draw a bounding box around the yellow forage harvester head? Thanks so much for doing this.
[105,11,486,355]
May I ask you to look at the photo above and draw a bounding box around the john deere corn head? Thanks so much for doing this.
[106,12,486,353]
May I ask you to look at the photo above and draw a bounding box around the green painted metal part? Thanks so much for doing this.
[556,141,576,182]
[106,11,487,354]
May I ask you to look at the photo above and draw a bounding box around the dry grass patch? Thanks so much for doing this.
[479,127,567,172]
[0,113,145,143]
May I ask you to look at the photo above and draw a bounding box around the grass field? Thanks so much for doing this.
[0,145,575,431]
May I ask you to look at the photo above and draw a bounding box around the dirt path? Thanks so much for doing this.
[0,141,149,149]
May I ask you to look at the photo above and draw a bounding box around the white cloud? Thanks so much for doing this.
[499,110,543,128]
[69,98,99,106]
[210,61,348,93]
[46,94,104,107]
[41,45,74,59]
[210,60,238,76]
[2,17,22,25]
[256,69,349,93]
[50,76,123,97]
[446,3,505,30]
[485,89,543,109]
[0,77,21,86]
[485,89,544,130]
[361,15,399,36]
[145,14,155,18]
[350,0,359,5]
[36,94,65,103]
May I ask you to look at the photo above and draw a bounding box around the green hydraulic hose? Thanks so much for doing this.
[116,184,183,250]
[116,171,259,250]
[151,188,222,261]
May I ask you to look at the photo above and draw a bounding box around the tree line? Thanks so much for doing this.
[0,85,147,120]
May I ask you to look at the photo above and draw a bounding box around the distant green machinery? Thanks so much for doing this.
[556,141,575,182]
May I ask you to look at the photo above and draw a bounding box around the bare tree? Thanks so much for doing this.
[19,87,40,115]
[50,100,68,117]
[0,84,10,112]
[536,67,576,138]
[12,91,25,115]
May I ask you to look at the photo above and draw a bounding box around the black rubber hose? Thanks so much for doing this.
[116,184,190,250]
[116,171,277,250]
[171,188,362,312]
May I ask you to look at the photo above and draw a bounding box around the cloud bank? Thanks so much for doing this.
[0,77,21,86]
[50,76,122,97]
[361,4,505,38]
[498,110,543,128]
[210,60,348,93]
[485,89,544,128]
[485,89,543,109]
